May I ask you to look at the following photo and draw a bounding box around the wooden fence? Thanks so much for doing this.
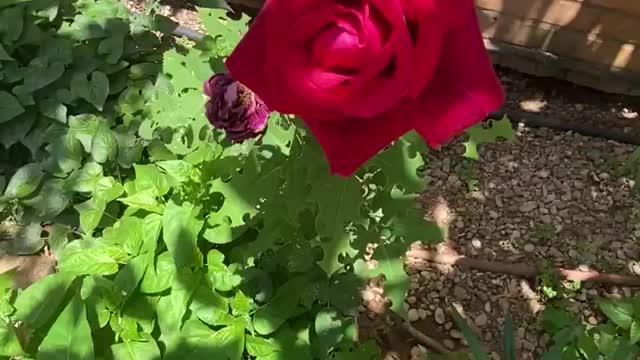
[475,0,640,95]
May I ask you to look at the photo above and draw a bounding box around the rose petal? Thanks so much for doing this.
[303,100,420,176]
[401,0,445,98]
[413,0,504,146]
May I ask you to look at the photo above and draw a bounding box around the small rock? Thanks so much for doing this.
[520,201,537,213]
[489,210,499,219]
[407,296,417,304]
[524,243,535,253]
[537,169,550,178]
[587,316,598,325]
[443,339,455,350]
[474,313,488,327]
[408,308,420,322]
[418,309,428,319]
[484,302,492,313]
[450,329,464,339]
[444,322,453,330]
[575,104,584,111]
[490,351,501,360]
[471,238,482,249]
[434,308,446,324]
[454,286,468,299]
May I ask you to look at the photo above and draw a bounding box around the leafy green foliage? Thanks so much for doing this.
[0,1,454,358]
[463,116,516,160]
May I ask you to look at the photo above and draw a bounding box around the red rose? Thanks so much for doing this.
[226,0,504,176]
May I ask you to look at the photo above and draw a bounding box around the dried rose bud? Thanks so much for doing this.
[203,73,269,143]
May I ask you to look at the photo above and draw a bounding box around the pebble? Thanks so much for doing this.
[434,308,446,324]
[408,308,420,322]
[418,309,428,320]
[450,329,464,339]
[443,339,455,350]
[454,286,468,299]
[587,316,599,325]
[475,313,488,327]
[471,238,482,249]
[520,201,537,212]
[524,243,535,253]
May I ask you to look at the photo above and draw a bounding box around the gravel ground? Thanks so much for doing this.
[403,127,636,359]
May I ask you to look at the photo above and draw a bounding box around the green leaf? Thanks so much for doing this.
[66,162,103,193]
[0,43,13,61]
[13,273,75,330]
[246,335,279,358]
[111,339,161,360]
[598,299,634,330]
[463,116,515,160]
[367,132,426,192]
[91,123,118,163]
[57,247,121,276]
[114,255,148,299]
[22,62,65,92]
[140,252,175,294]
[253,275,311,335]
[0,317,24,357]
[314,309,345,356]
[354,255,408,317]
[0,5,23,42]
[207,250,241,292]
[134,164,170,197]
[0,110,36,149]
[163,319,225,359]
[630,320,640,344]
[39,98,67,123]
[4,163,43,199]
[503,314,516,360]
[334,340,380,360]
[576,332,599,360]
[309,175,361,275]
[163,200,204,268]
[36,295,94,360]
[22,179,70,219]
[198,8,248,56]
[231,290,252,316]
[255,323,312,360]
[213,318,246,360]
[0,90,25,124]
[451,308,490,360]
[75,199,105,234]
[72,71,110,110]
[6,222,43,255]
[156,269,201,339]
[189,282,229,326]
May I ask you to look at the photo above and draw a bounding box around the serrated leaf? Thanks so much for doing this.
[36,295,94,360]
[13,273,75,330]
[367,132,426,192]
[0,90,25,124]
[309,175,362,275]
[231,290,252,316]
[354,256,408,317]
[163,200,204,268]
[598,299,634,330]
[463,116,515,160]
[4,163,43,199]
[253,275,311,335]
[314,309,344,356]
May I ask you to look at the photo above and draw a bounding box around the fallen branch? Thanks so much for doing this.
[407,248,640,287]
[387,310,451,355]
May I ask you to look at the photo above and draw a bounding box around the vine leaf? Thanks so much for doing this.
[13,273,75,330]
[0,91,25,123]
[162,200,204,269]
[36,295,94,360]
[463,116,515,160]
[309,175,362,275]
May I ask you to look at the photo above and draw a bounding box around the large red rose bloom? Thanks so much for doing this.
[226,0,505,176]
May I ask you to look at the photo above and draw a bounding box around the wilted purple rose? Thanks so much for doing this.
[203,73,269,143]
